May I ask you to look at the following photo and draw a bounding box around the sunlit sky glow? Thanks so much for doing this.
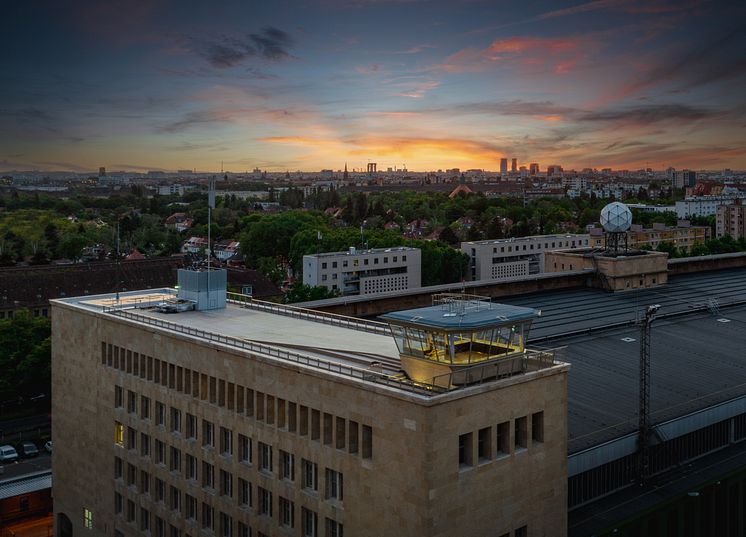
[2,0,745,173]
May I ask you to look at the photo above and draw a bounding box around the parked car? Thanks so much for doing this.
[17,441,39,458]
[45,440,53,453]
[0,445,18,463]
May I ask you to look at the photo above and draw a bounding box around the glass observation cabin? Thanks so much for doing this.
[380,294,540,386]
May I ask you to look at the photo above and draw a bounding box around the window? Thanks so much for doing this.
[185,494,197,520]
[279,497,294,528]
[220,512,233,537]
[238,523,250,537]
[325,519,343,537]
[362,425,372,459]
[220,469,233,497]
[114,422,124,447]
[458,432,473,468]
[478,427,491,462]
[335,417,345,450]
[155,478,165,502]
[348,421,359,454]
[497,421,510,456]
[155,517,165,537]
[127,390,136,413]
[185,454,197,480]
[220,427,233,456]
[170,407,181,433]
[515,417,528,449]
[325,469,343,501]
[238,434,252,464]
[202,503,214,530]
[155,439,165,465]
[140,470,150,494]
[186,413,197,439]
[83,508,94,530]
[321,262,327,269]
[115,386,123,407]
[140,508,150,532]
[202,420,215,447]
[301,508,318,537]
[238,478,252,507]
[127,427,136,450]
[114,492,123,515]
[114,456,123,479]
[170,446,181,472]
[155,402,165,426]
[259,442,272,473]
[141,396,150,420]
[280,450,295,481]
[515,526,528,537]
[126,463,136,486]
[259,487,272,516]
[532,411,544,443]
[302,459,318,491]
[202,461,215,489]
[170,486,181,511]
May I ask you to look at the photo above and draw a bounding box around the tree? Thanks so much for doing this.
[282,284,338,303]
[0,312,51,401]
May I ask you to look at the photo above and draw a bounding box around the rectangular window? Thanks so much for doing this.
[300,405,309,436]
[114,422,124,447]
[288,402,297,432]
[220,469,233,497]
[239,434,252,464]
[323,413,333,445]
[220,427,233,456]
[279,497,295,528]
[186,413,197,440]
[185,495,197,520]
[126,463,136,486]
[155,439,165,465]
[325,469,343,501]
[301,508,318,537]
[156,402,165,426]
[259,442,272,473]
[140,433,150,457]
[126,499,135,522]
[256,392,265,421]
[218,379,226,407]
[515,526,527,537]
[362,425,373,459]
[169,486,181,511]
[140,396,150,420]
[127,427,136,451]
[127,390,137,414]
[201,504,214,530]
[325,519,343,537]
[311,409,320,441]
[266,395,275,424]
[83,508,93,529]
[209,376,217,403]
[246,388,254,416]
[185,454,197,480]
[348,421,359,454]
[478,427,491,462]
[458,432,473,468]
[169,446,181,472]
[115,385,123,407]
[236,385,245,414]
[140,508,150,532]
[259,487,272,517]
[335,417,345,450]
[140,470,150,494]
[202,461,215,489]
[155,478,165,502]
[278,398,286,428]
[170,407,181,433]
[114,492,123,515]
[532,411,544,443]
[280,450,295,481]
[497,421,510,455]
[202,420,215,447]
[238,478,252,507]
[238,523,250,537]
[220,512,233,537]
[515,417,528,449]
[302,459,318,491]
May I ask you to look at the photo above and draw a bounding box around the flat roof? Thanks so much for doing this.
[495,268,746,453]
[462,233,588,246]
[380,301,539,330]
[305,246,419,258]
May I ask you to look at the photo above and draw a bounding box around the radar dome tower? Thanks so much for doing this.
[600,201,632,253]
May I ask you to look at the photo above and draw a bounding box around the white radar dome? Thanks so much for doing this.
[600,202,632,233]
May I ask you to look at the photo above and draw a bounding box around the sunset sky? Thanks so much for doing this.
[1,0,745,173]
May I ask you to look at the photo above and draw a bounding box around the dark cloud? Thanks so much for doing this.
[190,27,293,68]
[455,100,578,117]
[580,104,718,124]
[157,111,232,133]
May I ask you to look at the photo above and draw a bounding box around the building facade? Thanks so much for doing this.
[462,234,590,281]
[716,200,746,239]
[589,222,710,252]
[51,287,568,537]
[302,247,421,296]
[675,194,746,218]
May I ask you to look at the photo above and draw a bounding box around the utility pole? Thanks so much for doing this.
[638,304,661,485]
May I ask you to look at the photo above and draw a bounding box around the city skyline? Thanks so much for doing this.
[2,0,745,173]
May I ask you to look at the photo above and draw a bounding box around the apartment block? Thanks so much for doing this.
[716,199,746,239]
[302,247,421,296]
[588,221,710,251]
[52,275,568,537]
[461,234,590,281]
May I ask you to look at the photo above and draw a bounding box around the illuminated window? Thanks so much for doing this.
[114,422,124,447]
[83,508,93,529]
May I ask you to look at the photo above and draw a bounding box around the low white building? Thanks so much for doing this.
[461,234,590,281]
[303,247,421,296]
[675,194,746,218]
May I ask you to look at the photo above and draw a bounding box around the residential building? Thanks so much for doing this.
[673,170,697,189]
[303,247,421,296]
[51,277,568,537]
[214,240,241,262]
[676,194,746,218]
[589,221,710,251]
[716,199,746,239]
[181,237,208,255]
[462,234,590,281]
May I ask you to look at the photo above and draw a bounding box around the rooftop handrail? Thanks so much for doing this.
[430,348,557,388]
[103,307,442,396]
[226,292,391,336]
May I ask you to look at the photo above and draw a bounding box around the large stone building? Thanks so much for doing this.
[302,247,421,296]
[51,274,568,537]
[462,234,590,281]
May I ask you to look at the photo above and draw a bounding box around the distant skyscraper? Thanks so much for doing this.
[530,163,539,175]
[500,158,508,174]
[98,167,106,177]
[511,158,517,172]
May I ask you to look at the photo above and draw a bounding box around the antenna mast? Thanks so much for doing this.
[115,220,121,302]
